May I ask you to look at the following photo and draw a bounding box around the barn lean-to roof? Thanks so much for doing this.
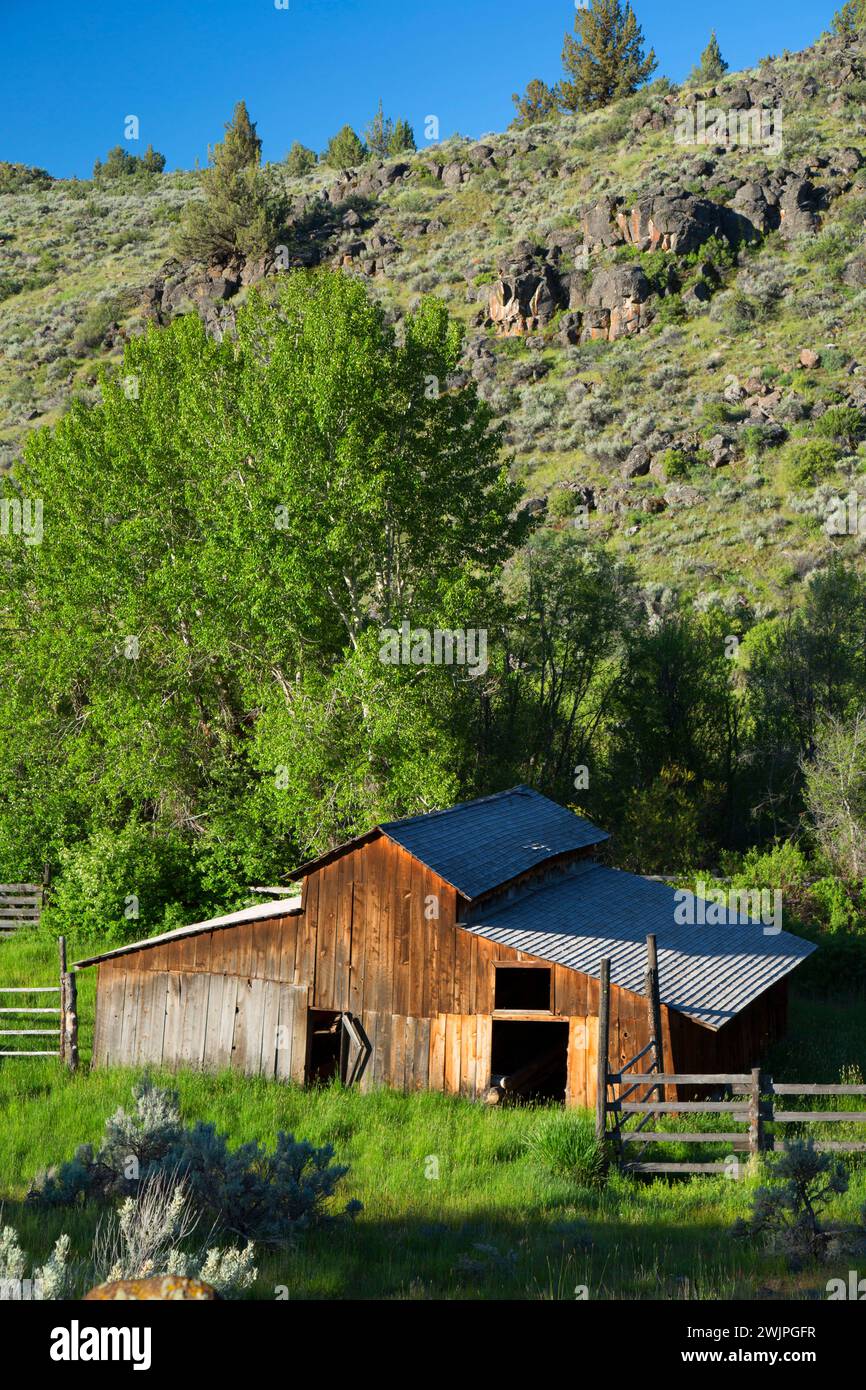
[72,895,302,969]
[461,861,816,1030]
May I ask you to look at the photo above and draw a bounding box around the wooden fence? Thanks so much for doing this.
[595,941,866,1177]
[0,936,78,1069]
[0,865,51,936]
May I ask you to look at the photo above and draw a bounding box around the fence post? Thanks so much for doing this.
[63,971,78,1072]
[596,957,611,1143]
[748,1067,764,1158]
[645,933,664,1102]
[58,937,67,1064]
[42,862,52,908]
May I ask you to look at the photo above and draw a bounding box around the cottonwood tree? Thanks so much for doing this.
[0,271,525,871]
[803,712,866,879]
[559,0,657,112]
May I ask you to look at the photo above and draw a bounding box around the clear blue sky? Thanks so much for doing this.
[1,0,840,179]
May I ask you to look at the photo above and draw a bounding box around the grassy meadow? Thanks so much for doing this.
[1,931,865,1300]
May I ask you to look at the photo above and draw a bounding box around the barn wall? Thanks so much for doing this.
[91,910,308,1079]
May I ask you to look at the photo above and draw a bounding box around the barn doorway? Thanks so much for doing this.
[306,1010,371,1087]
[307,1010,343,1083]
[490,1019,569,1102]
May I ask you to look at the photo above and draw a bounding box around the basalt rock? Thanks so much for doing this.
[84,1276,219,1301]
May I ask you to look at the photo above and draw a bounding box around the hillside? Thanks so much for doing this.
[2,26,866,618]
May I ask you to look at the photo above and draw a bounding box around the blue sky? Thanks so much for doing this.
[1,0,840,178]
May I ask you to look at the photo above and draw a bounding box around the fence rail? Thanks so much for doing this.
[595,939,866,1178]
[605,1068,866,1176]
[0,936,77,1068]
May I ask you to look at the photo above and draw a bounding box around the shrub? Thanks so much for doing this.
[527,1112,607,1187]
[0,161,53,193]
[660,447,692,480]
[42,822,196,944]
[783,437,841,486]
[814,405,864,450]
[29,1077,358,1247]
[731,1141,850,1268]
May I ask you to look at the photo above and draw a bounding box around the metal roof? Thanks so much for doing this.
[462,862,815,1030]
[73,895,302,969]
[380,786,608,899]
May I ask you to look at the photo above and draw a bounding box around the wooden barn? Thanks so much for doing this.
[74,787,815,1106]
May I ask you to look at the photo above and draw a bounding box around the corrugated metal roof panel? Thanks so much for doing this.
[380,786,607,899]
[462,863,815,1029]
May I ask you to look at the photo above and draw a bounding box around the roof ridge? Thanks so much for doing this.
[379,783,538,831]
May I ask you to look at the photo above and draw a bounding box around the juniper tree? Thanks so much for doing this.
[176,100,278,264]
[694,30,728,83]
[559,0,656,112]
[285,141,317,177]
[511,78,560,126]
[388,117,416,154]
[323,124,366,168]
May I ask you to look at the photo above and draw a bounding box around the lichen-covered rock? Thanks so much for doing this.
[84,1276,219,1301]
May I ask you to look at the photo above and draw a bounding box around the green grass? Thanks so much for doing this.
[2,932,865,1299]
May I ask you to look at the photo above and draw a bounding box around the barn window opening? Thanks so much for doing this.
[490,1019,568,1103]
[307,1010,343,1084]
[494,965,551,1011]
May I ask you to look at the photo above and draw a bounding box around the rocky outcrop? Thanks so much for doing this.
[583,264,654,341]
[484,242,566,334]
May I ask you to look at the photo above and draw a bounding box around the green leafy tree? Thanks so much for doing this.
[93,145,166,179]
[803,712,866,879]
[692,30,728,83]
[176,101,278,264]
[285,141,317,177]
[559,0,657,112]
[322,124,366,168]
[0,271,526,880]
[511,78,561,126]
[142,143,167,173]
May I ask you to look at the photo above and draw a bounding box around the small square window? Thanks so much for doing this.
[494,966,551,1011]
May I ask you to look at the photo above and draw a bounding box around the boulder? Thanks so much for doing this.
[615,191,760,254]
[622,442,652,478]
[779,178,821,239]
[486,243,565,334]
[799,348,821,368]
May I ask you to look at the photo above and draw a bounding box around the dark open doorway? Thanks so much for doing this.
[490,1019,569,1102]
[306,1010,372,1087]
[306,1009,343,1084]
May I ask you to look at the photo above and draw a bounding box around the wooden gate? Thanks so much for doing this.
[0,866,51,937]
[0,936,78,1068]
